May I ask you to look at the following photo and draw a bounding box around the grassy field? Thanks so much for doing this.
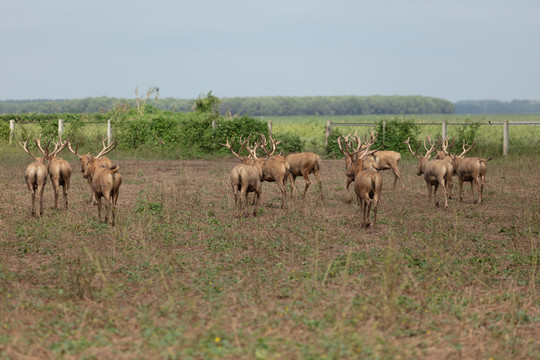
[267,114,540,156]
[0,145,538,359]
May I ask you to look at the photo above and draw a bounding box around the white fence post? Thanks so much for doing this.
[325,121,332,147]
[503,120,509,156]
[382,120,386,145]
[58,119,64,139]
[442,119,447,139]
[107,119,112,145]
[9,119,15,144]
[267,119,273,138]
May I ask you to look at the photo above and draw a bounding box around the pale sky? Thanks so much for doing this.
[1,0,539,102]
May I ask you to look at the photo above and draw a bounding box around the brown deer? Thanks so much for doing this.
[405,136,453,208]
[341,134,383,228]
[247,135,290,209]
[68,138,115,204]
[83,153,122,226]
[284,152,323,199]
[447,140,493,204]
[435,137,456,198]
[338,133,380,202]
[36,136,72,209]
[360,131,404,189]
[19,139,48,217]
[221,138,262,217]
[259,135,322,200]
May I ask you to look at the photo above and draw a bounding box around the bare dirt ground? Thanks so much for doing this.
[0,155,538,359]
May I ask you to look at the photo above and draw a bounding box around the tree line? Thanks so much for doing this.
[0,95,454,115]
[3,96,540,116]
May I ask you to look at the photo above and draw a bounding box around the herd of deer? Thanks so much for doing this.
[19,136,121,225]
[18,131,492,229]
[223,132,493,229]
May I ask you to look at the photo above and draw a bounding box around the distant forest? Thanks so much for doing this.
[0,96,539,115]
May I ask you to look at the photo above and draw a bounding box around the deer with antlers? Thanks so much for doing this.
[405,136,453,208]
[258,135,322,200]
[444,140,492,204]
[223,135,290,209]
[19,138,49,217]
[360,130,404,189]
[221,137,262,217]
[435,137,456,198]
[338,133,381,202]
[36,136,72,210]
[340,134,383,228]
[82,141,122,225]
[68,138,116,204]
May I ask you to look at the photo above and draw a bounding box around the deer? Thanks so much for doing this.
[361,130,404,189]
[82,150,122,226]
[338,133,380,203]
[36,136,72,210]
[445,140,493,204]
[258,134,323,200]
[404,136,453,208]
[221,138,262,217]
[435,137,456,198]
[247,135,290,209]
[67,138,116,204]
[341,134,383,228]
[19,139,48,217]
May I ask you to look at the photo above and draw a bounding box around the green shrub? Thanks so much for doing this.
[275,133,304,154]
[325,127,344,157]
[374,119,419,154]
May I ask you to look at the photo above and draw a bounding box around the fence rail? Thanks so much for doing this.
[9,119,114,146]
[7,118,540,156]
[325,120,540,156]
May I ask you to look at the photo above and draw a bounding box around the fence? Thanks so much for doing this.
[7,117,540,156]
[9,118,114,146]
[325,120,540,156]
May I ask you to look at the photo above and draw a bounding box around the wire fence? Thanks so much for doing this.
[7,118,540,156]
[325,120,540,156]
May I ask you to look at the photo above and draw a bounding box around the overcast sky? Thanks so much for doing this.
[1,0,538,102]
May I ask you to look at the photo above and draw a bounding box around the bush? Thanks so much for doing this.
[374,119,419,154]
[275,133,304,154]
[325,127,344,158]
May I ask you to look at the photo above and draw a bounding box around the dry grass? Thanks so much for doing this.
[0,150,538,359]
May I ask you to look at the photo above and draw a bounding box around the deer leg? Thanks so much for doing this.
[391,165,403,189]
[470,180,476,204]
[426,182,433,204]
[277,179,287,209]
[458,177,464,202]
[30,189,36,217]
[51,179,59,209]
[433,183,440,207]
[364,196,372,228]
[96,196,103,222]
[372,194,379,228]
[301,171,311,198]
[288,173,298,196]
[439,177,448,208]
[313,168,323,200]
[62,181,69,209]
[346,177,354,203]
[38,184,45,217]
[242,188,250,217]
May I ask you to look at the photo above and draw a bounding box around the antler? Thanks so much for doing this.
[221,138,246,160]
[403,137,421,159]
[19,139,38,160]
[423,136,441,158]
[441,137,455,156]
[35,134,53,158]
[259,134,281,157]
[49,138,69,158]
[458,139,475,157]
[67,141,82,159]
[96,138,117,158]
